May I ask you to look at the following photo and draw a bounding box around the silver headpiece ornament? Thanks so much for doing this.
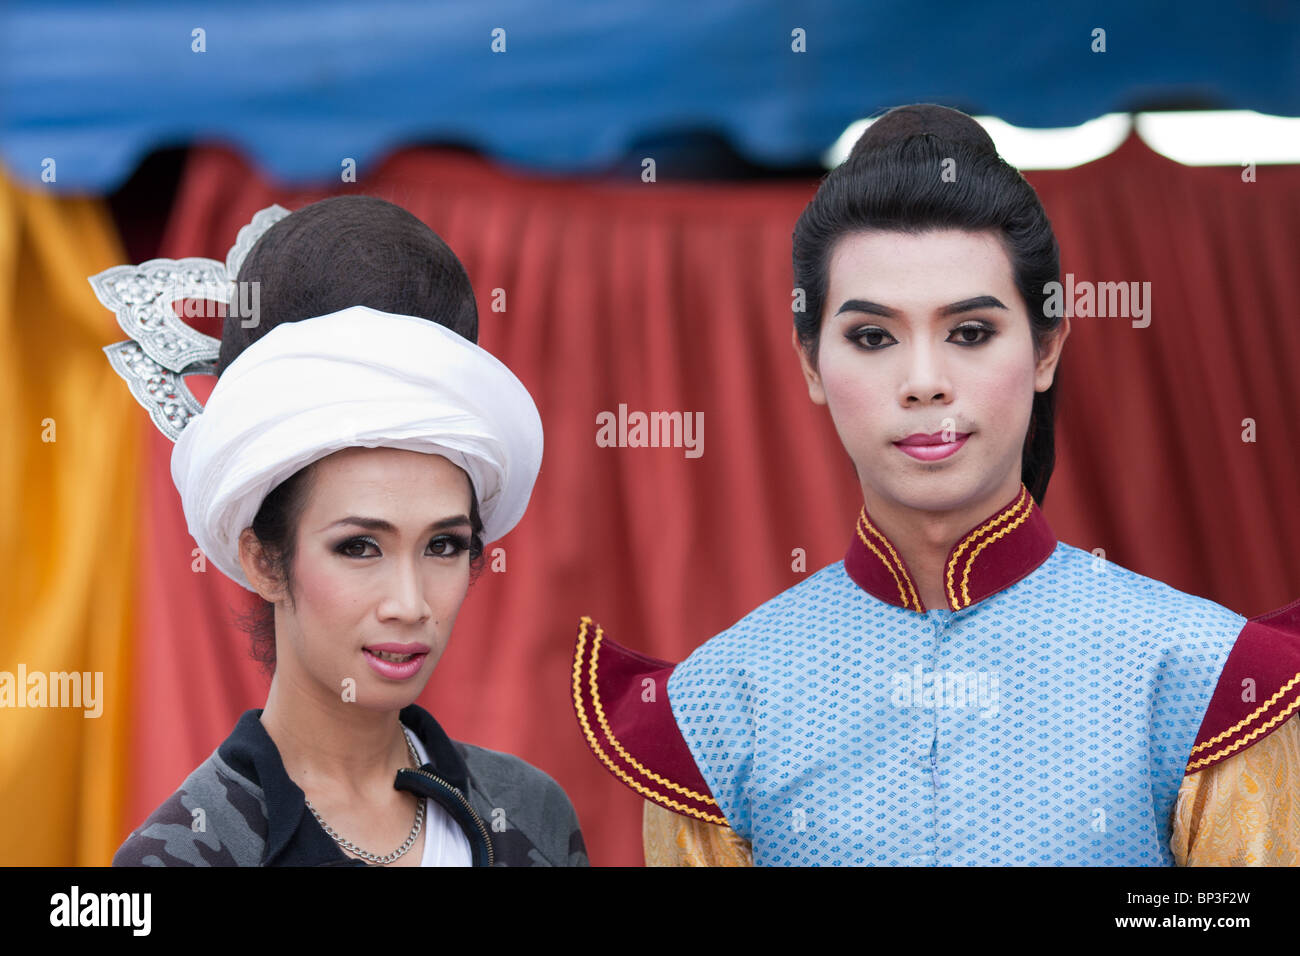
[90,204,290,441]
[88,203,544,591]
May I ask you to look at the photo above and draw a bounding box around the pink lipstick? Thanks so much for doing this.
[894,431,970,462]
[361,642,430,681]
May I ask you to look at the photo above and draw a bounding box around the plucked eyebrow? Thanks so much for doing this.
[835,295,1009,318]
[318,515,471,534]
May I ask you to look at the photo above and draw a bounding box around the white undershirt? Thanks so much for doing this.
[402,726,474,867]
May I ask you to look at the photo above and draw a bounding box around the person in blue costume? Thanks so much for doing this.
[571,104,1300,866]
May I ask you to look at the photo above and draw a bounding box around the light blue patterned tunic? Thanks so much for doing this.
[668,540,1244,865]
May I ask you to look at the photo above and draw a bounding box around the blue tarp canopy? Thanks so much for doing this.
[3,0,1297,192]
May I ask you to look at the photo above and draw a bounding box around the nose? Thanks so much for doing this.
[898,336,953,406]
[377,557,432,624]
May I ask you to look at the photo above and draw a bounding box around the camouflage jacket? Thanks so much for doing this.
[112,705,588,867]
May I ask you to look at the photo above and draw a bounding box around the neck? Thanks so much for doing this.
[862,474,1023,613]
[260,669,411,792]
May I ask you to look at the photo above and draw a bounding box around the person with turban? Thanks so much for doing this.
[107,197,587,867]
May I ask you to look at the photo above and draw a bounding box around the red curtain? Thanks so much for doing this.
[120,134,1300,866]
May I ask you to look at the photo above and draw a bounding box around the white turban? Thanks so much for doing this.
[170,305,543,592]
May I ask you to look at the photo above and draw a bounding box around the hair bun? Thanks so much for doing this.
[848,104,998,162]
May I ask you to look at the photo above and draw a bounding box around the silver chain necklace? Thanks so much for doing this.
[304,726,425,865]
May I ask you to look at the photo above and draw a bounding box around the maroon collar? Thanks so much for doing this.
[844,483,1057,613]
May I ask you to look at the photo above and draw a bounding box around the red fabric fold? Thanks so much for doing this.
[123,137,1300,866]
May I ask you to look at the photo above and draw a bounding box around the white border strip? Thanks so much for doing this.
[823,110,1300,170]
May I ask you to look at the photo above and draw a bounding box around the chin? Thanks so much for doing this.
[875,465,984,512]
[355,682,427,712]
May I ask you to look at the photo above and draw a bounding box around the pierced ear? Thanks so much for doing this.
[791,327,827,405]
[238,528,285,602]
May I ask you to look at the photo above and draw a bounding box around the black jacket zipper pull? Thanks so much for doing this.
[396,767,495,866]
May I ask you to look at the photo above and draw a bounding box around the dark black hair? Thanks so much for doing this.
[221,195,486,675]
[791,104,1063,504]
[218,194,479,374]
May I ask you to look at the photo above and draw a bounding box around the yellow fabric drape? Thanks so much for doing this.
[0,168,140,865]
[1172,716,1300,865]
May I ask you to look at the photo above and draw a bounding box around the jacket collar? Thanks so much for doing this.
[844,482,1056,613]
[217,703,471,866]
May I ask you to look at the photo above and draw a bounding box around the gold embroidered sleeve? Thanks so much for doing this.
[1171,715,1300,866]
[642,799,754,866]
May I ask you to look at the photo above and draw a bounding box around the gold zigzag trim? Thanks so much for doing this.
[1188,671,1300,756]
[1185,690,1300,772]
[587,622,717,805]
[857,510,922,611]
[945,485,1029,610]
[956,493,1033,608]
[571,617,725,824]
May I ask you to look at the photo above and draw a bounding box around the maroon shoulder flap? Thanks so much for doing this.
[571,616,727,824]
[1186,598,1300,775]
